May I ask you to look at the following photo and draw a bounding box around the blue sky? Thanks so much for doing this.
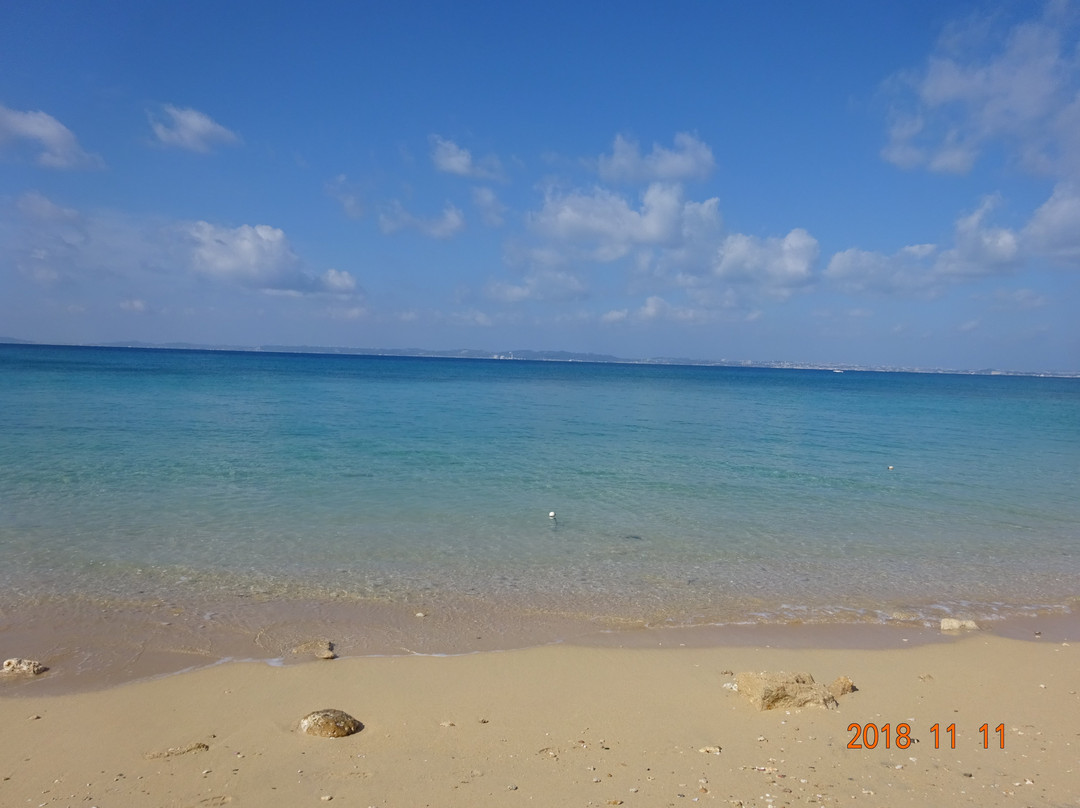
[2,1,1079,371]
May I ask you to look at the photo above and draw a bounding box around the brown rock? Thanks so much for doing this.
[828,675,858,699]
[734,671,838,710]
[299,709,363,738]
[292,639,337,660]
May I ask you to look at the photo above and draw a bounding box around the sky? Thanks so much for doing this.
[2,1,1079,372]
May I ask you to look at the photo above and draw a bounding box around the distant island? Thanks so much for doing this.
[1,336,1076,377]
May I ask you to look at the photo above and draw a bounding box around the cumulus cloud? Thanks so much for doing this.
[3,192,359,334]
[530,182,705,261]
[600,308,629,324]
[714,228,819,297]
[1024,182,1080,264]
[150,105,240,153]
[430,135,503,180]
[826,244,940,295]
[936,195,1020,276]
[827,198,1019,294]
[187,222,299,284]
[636,294,706,322]
[598,132,715,183]
[881,4,1080,177]
[599,295,709,325]
[184,221,355,295]
[0,104,103,169]
[378,200,465,239]
[321,268,357,293]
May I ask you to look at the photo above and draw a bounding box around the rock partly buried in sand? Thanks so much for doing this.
[940,618,979,631]
[2,658,47,676]
[292,639,337,660]
[145,742,210,759]
[735,671,857,711]
[299,709,363,738]
[828,675,858,699]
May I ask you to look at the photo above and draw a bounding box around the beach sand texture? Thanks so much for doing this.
[2,631,1077,807]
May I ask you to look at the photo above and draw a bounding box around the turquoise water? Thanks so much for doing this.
[2,344,1079,630]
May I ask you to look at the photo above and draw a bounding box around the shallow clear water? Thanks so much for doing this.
[2,344,1078,630]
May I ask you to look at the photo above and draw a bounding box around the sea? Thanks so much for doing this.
[2,344,1078,687]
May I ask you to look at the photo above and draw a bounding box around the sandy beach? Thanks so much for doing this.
[2,621,1077,808]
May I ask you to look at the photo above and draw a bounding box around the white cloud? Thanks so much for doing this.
[827,197,1019,294]
[936,195,1020,276]
[187,222,298,284]
[486,269,587,303]
[829,247,941,298]
[2,193,359,339]
[530,182,699,261]
[184,221,357,295]
[472,186,506,227]
[518,164,818,316]
[150,105,240,153]
[1024,182,1080,264]
[378,200,465,239]
[430,135,503,180]
[16,190,81,223]
[0,104,103,169]
[882,4,1080,178]
[714,228,819,296]
[600,308,629,324]
[825,244,940,295]
[598,132,715,183]
[635,295,708,323]
[321,268,357,292]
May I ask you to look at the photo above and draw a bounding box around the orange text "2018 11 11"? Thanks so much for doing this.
[847,722,1006,750]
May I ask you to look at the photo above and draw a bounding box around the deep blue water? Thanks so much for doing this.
[2,343,1078,627]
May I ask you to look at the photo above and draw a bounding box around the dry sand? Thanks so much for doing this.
[2,628,1077,808]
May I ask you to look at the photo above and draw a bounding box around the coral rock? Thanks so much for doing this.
[940,618,979,631]
[292,639,337,660]
[828,675,858,699]
[734,671,838,710]
[299,709,363,738]
[2,658,47,675]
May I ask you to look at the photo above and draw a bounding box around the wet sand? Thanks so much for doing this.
[4,585,1078,696]
[2,621,1078,807]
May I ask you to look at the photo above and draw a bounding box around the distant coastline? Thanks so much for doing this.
[1,336,1076,378]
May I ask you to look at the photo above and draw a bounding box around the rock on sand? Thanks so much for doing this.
[2,658,47,676]
[940,618,979,631]
[299,709,363,738]
[735,671,857,711]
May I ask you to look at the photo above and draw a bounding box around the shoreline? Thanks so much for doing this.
[2,630,1077,807]
[3,590,1076,697]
